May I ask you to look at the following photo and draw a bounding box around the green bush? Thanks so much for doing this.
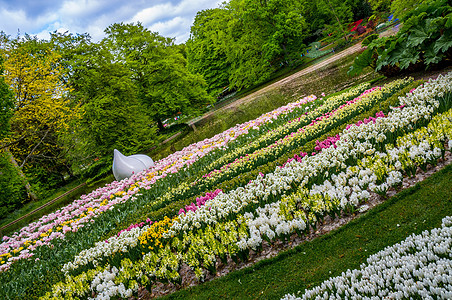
[81,157,112,184]
[362,33,379,46]
[349,0,452,77]
[0,151,28,219]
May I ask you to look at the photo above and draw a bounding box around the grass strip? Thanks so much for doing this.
[161,163,452,300]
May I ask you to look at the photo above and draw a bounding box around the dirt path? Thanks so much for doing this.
[189,27,399,126]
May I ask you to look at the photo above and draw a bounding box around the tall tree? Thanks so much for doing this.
[0,35,82,168]
[0,34,82,199]
[225,0,308,90]
[73,44,156,158]
[104,23,214,130]
[367,0,433,18]
[48,34,158,178]
[187,8,232,96]
[390,0,434,18]
[367,0,392,13]
[0,53,26,218]
[0,54,13,139]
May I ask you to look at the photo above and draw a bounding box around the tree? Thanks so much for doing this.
[0,150,28,218]
[245,0,308,65]
[224,0,309,90]
[104,23,214,130]
[0,34,82,199]
[49,31,93,91]
[47,37,158,180]
[367,0,434,18]
[367,0,392,13]
[0,52,26,217]
[76,45,156,156]
[0,35,82,168]
[187,8,232,96]
[0,54,13,139]
[390,0,434,18]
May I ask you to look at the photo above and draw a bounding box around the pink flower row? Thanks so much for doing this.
[178,189,223,215]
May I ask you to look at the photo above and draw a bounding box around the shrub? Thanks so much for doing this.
[0,151,28,219]
[349,0,452,77]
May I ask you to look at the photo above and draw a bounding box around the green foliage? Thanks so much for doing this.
[349,0,452,76]
[0,150,27,219]
[368,0,434,19]
[391,0,434,19]
[49,27,212,178]
[74,45,156,159]
[186,8,232,96]
[362,33,379,46]
[367,0,392,12]
[104,23,214,128]
[0,55,13,140]
[187,0,310,92]
[24,161,67,200]
[81,157,112,184]
[316,0,354,41]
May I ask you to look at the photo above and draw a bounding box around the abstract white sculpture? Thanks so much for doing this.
[112,149,154,181]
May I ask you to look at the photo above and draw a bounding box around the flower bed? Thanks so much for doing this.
[0,94,324,272]
[56,81,408,277]
[39,73,452,299]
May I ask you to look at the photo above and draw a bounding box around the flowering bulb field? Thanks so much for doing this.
[1,72,452,299]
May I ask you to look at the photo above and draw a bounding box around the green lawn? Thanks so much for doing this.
[161,164,452,299]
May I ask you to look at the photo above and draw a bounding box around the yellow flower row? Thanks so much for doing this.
[137,216,178,251]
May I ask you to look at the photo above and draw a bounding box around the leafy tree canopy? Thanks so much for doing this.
[224,0,309,90]
[0,33,82,169]
[0,53,13,140]
[104,22,214,129]
[368,0,435,19]
[187,8,232,96]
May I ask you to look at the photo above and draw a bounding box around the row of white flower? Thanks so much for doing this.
[282,216,452,300]
[61,225,147,273]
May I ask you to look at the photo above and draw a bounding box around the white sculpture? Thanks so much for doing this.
[112,149,154,181]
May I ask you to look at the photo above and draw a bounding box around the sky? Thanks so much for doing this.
[0,0,224,43]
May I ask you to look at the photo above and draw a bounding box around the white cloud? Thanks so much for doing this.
[130,4,174,24]
[149,16,193,42]
[0,0,224,43]
[0,8,58,36]
[60,0,104,19]
[130,0,223,43]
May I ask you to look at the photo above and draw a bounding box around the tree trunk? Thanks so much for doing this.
[5,148,38,201]
[156,118,165,131]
